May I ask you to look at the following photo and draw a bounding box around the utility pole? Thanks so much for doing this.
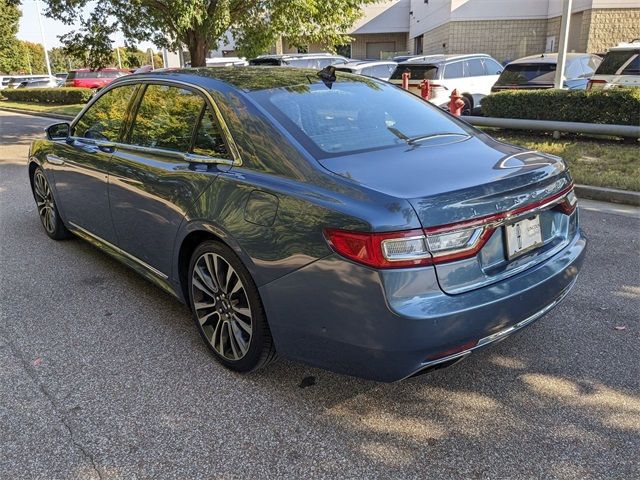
[116,47,122,68]
[35,0,53,77]
[149,48,155,69]
[554,0,573,89]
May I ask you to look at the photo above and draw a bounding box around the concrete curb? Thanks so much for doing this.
[575,184,640,207]
[0,106,75,121]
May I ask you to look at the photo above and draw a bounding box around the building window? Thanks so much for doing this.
[415,35,424,55]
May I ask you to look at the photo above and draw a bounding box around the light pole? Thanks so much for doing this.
[149,48,155,69]
[35,0,53,77]
[554,0,573,89]
[116,47,122,68]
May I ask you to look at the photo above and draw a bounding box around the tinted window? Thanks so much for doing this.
[622,54,640,75]
[252,80,470,158]
[465,59,484,76]
[129,85,204,152]
[74,84,137,141]
[483,58,503,75]
[443,61,464,79]
[494,63,556,85]
[373,64,396,78]
[390,65,439,80]
[193,106,230,158]
[595,50,639,75]
[249,58,282,66]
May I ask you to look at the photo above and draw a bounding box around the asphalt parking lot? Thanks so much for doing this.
[1,110,638,479]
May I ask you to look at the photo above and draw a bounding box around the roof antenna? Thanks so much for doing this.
[317,65,336,88]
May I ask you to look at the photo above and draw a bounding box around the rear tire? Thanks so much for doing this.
[461,96,473,116]
[188,240,277,372]
[32,167,71,240]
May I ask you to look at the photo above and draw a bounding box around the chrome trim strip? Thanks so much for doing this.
[70,76,242,167]
[68,222,168,280]
[403,279,576,380]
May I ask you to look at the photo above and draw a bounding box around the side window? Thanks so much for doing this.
[565,59,584,79]
[129,84,203,152]
[483,59,503,75]
[359,67,374,77]
[579,57,594,77]
[466,59,485,77]
[74,85,137,141]
[443,61,463,79]
[193,106,230,159]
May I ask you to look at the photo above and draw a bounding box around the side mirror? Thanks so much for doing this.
[46,122,70,141]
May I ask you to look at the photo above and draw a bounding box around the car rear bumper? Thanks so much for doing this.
[259,228,586,382]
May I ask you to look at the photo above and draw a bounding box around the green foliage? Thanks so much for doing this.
[1,87,93,104]
[0,0,23,73]
[75,84,136,140]
[58,9,118,70]
[43,0,377,67]
[482,89,640,126]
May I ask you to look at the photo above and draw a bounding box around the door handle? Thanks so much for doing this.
[46,154,65,165]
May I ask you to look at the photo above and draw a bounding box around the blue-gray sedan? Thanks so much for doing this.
[28,67,586,381]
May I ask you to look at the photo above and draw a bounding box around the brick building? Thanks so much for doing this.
[408,0,640,62]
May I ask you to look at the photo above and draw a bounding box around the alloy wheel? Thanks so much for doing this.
[33,170,56,234]
[191,252,253,361]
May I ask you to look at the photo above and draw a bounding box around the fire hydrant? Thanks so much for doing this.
[448,89,465,116]
[401,71,410,90]
[420,79,431,100]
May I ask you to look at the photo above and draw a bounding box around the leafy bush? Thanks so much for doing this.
[481,88,640,126]
[1,87,93,105]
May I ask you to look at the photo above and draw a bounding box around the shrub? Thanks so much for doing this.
[1,87,93,105]
[481,88,640,126]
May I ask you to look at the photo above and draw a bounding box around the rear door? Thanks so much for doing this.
[107,82,233,276]
[50,83,138,243]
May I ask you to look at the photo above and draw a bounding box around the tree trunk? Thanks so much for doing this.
[187,31,208,67]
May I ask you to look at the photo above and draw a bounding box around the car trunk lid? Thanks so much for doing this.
[319,134,577,294]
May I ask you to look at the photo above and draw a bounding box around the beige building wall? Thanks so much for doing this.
[350,32,409,58]
[413,7,639,62]
[584,8,640,52]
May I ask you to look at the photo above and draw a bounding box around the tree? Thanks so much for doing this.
[0,0,23,73]
[58,9,118,70]
[43,0,377,67]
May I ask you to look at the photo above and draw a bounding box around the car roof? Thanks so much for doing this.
[609,40,640,51]
[337,61,397,69]
[399,53,494,65]
[124,66,371,92]
[507,53,595,65]
[253,53,345,60]
[70,68,129,72]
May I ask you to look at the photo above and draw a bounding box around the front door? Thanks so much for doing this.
[107,83,233,276]
[51,84,138,243]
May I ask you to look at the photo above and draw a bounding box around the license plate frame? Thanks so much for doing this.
[505,215,543,260]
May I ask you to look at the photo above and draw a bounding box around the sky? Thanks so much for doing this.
[17,0,155,51]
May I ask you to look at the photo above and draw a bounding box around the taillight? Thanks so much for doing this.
[324,184,576,270]
[587,79,606,90]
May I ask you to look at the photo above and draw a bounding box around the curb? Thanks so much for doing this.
[0,106,75,121]
[575,184,640,207]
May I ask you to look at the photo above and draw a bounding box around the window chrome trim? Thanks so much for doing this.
[68,222,168,280]
[70,76,242,166]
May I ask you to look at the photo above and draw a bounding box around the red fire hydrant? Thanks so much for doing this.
[420,79,431,100]
[401,71,410,90]
[448,89,465,116]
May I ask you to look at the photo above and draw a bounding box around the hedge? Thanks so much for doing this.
[481,88,640,126]
[1,87,93,105]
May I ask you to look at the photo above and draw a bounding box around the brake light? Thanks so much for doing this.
[324,184,576,269]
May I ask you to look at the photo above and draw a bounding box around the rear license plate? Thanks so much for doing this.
[505,215,543,259]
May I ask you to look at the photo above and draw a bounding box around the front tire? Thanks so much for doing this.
[188,241,277,372]
[32,168,71,240]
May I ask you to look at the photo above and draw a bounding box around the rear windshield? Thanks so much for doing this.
[390,65,439,81]
[249,58,282,66]
[250,78,471,159]
[595,50,640,75]
[494,63,556,85]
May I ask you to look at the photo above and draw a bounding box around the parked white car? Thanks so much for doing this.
[334,61,397,80]
[389,54,503,115]
[588,40,640,90]
[205,57,248,67]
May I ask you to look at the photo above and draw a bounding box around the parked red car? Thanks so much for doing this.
[64,68,129,89]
